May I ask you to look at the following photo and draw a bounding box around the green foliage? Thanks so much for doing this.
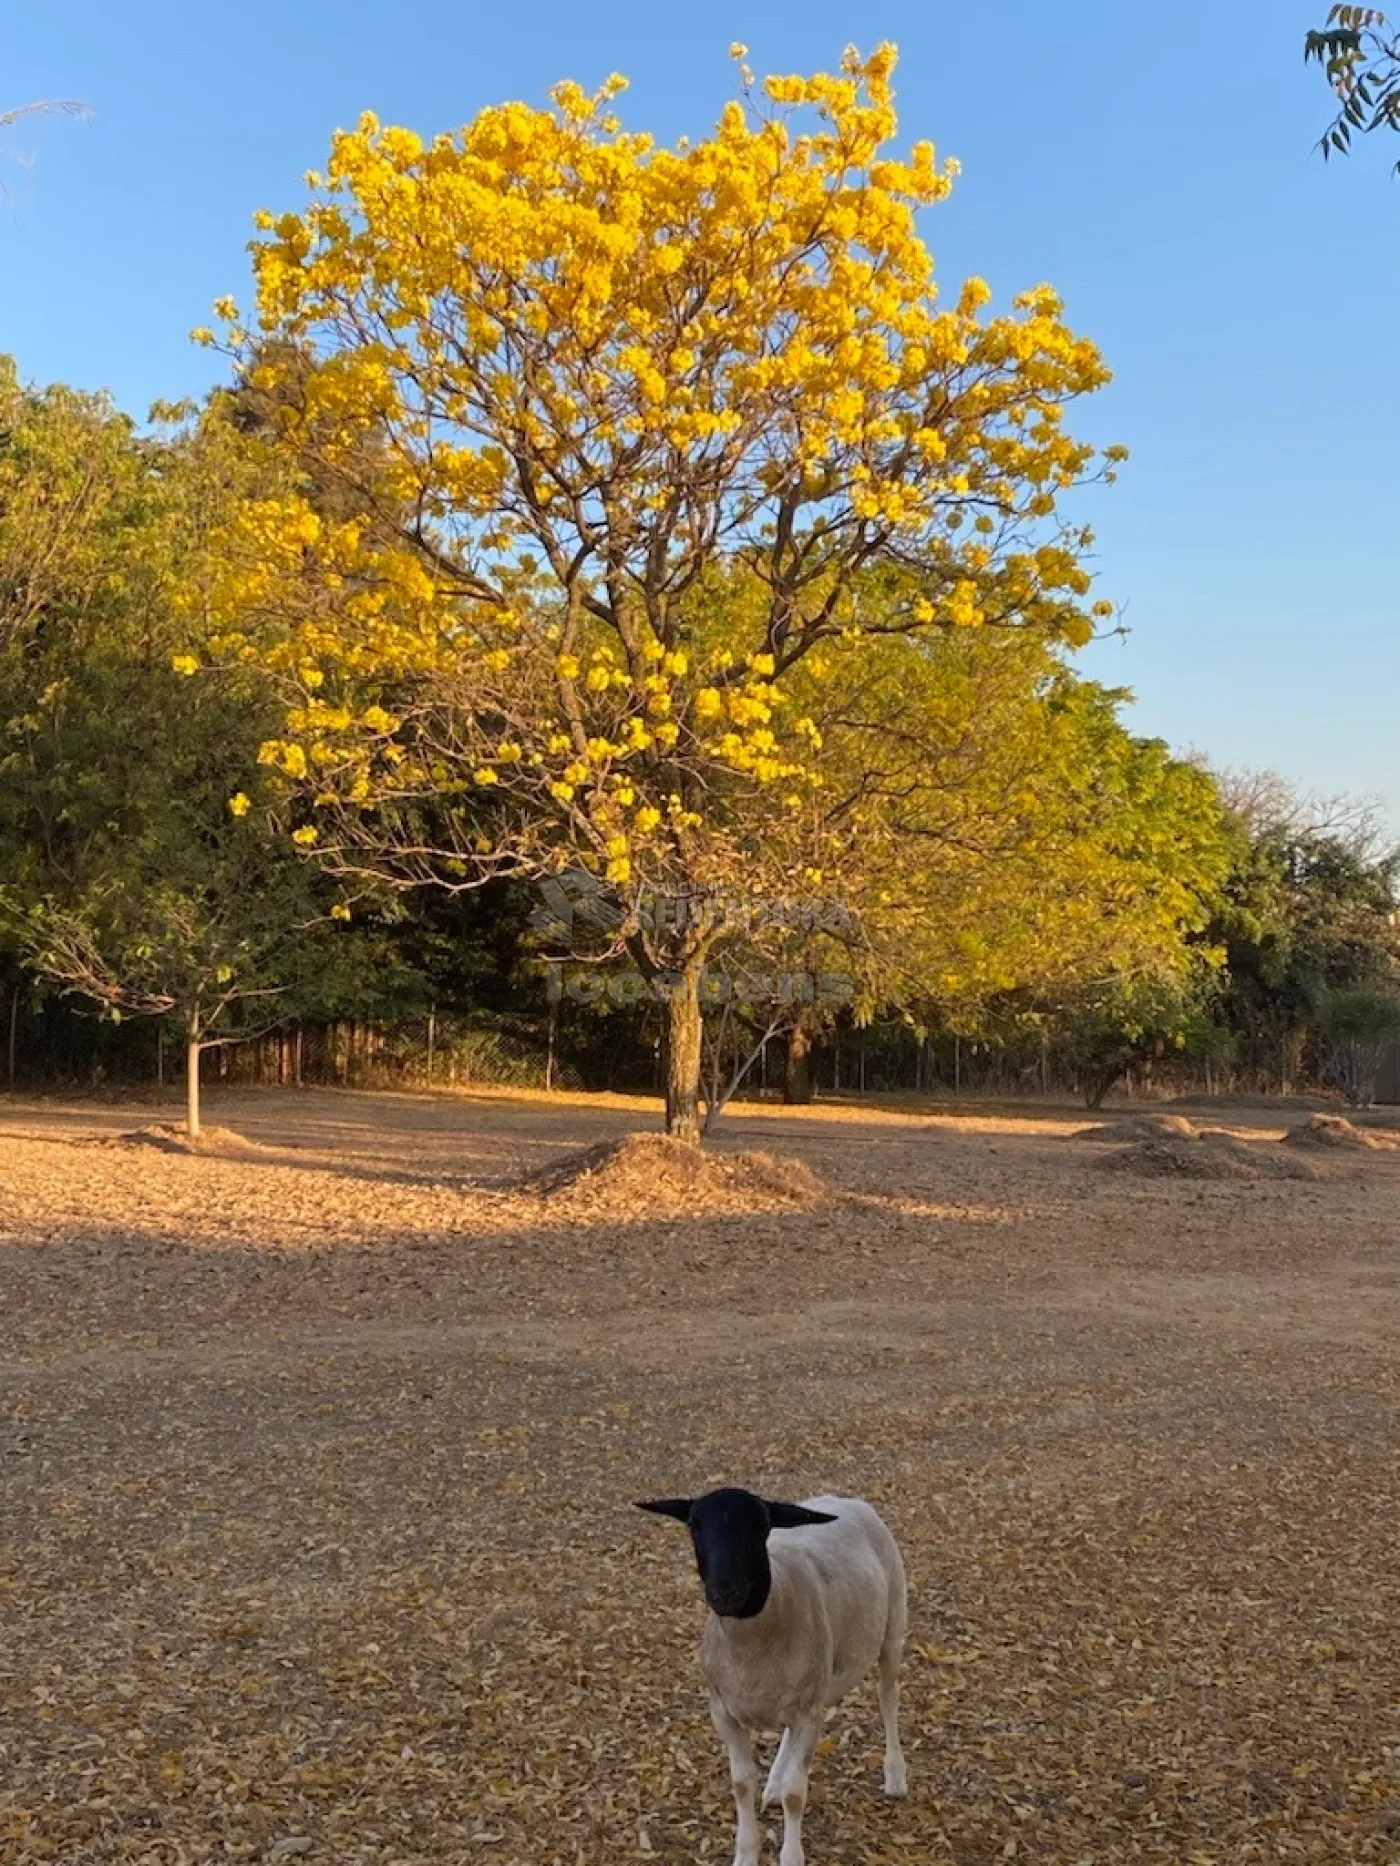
[0,353,1393,1116]
[1312,981,1400,1105]
[1047,966,1224,1110]
[0,359,413,1061]
[1205,777,1400,1087]
[635,600,1233,1044]
[1305,6,1400,168]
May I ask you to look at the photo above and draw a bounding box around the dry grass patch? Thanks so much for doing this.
[1284,1113,1400,1152]
[1105,1129,1323,1182]
[98,1121,266,1156]
[1078,1113,1199,1144]
[518,1131,831,1214]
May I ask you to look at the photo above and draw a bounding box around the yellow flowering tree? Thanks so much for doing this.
[203,45,1123,1143]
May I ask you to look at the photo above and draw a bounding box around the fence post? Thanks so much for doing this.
[427,1003,437,1086]
[954,1033,961,1096]
[157,1024,164,1090]
[545,1002,557,1092]
[7,986,18,1089]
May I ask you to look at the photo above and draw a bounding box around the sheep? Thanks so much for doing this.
[636,1486,907,1866]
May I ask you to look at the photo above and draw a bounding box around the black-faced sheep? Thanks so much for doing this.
[637,1486,906,1866]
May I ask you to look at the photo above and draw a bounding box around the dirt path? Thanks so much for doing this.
[3,1088,1399,1862]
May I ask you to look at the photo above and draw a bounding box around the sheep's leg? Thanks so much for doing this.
[878,1639,907,1799]
[767,1713,820,1866]
[710,1693,760,1866]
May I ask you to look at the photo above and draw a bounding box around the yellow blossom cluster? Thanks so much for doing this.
[200,42,1121,903]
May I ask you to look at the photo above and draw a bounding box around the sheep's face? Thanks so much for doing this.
[635,1487,837,1620]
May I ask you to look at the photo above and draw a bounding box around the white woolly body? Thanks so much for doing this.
[700,1495,906,1734]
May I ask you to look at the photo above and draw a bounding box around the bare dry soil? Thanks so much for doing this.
[3,1086,1400,1864]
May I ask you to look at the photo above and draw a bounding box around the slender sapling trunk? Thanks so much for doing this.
[186,1008,202,1141]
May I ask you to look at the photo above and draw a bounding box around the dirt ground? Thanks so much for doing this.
[3,1086,1400,1865]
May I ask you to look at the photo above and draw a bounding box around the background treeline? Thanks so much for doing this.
[2,356,1398,1118]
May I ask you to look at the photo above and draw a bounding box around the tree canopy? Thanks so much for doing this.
[2,43,1384,1131]
[0,363,400,1134]
[196,45,1138,1140]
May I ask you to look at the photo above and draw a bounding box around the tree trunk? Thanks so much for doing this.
[662,968,704,1146]
[784,1021,814,1104]
[186,1012,202,1141]
[1084,1061,1125,1111]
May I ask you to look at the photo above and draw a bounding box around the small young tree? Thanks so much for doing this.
[14,858,317,1140]
[200,45,1124,1144]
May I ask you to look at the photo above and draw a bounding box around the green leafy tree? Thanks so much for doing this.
[1050,967,1223,1110]
[1206,773,1400,1092]
[13,824,329,1138]
[0,363,370,1136]
[699,624,1230,1102]
[1312,981,1400,1105]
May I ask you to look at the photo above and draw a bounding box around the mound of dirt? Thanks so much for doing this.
[1106,1131,1322,1184]
[1078,1114,1199,1143]
[1283,1113,1400,1152]
[103,1123,262,1156]
[520,1131,830,1212]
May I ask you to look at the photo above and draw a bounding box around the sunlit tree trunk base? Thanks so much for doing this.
[784,1022,814,1105]
[663,973,704,1148]
[186,1017,202,1142]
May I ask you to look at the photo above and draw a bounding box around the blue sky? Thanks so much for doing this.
[5,0,1397,820]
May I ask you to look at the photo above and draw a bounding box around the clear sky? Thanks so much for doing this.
[5,0,1397,821]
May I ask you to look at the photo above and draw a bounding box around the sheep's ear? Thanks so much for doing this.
[766,1501,839,1530]
[635,1497,694,1523]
